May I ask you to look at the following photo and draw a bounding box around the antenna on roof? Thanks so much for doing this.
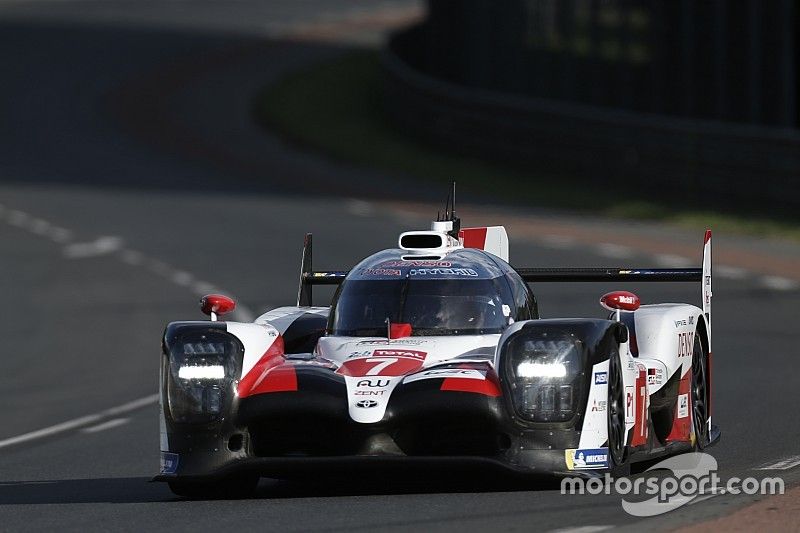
[440,181,460,239]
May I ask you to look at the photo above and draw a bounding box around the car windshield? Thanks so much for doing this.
[329,278,509,336]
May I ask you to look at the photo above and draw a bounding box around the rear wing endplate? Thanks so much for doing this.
[297,234,347,306]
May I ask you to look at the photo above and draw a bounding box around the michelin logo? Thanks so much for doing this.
[160,452,179,475]
[565,448,609,470]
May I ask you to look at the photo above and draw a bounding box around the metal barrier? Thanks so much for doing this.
[382,25,800,214]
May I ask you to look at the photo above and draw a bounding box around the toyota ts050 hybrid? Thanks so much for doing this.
[156,197,720,498]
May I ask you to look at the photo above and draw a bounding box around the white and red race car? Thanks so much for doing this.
[156,201,719,498]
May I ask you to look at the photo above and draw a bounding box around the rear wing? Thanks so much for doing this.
[515,268,701,282]
[296,231,712,342]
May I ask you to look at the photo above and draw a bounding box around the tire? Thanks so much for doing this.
[168,474,259,500]
[691,330,711,449]
[607,350,630,475]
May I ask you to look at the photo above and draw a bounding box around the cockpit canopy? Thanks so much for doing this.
[328,249,537,337]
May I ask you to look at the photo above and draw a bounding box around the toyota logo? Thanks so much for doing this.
[355,399,378,408]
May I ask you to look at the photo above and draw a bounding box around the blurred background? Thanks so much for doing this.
[0,1,798,530]
[387,0,800,214]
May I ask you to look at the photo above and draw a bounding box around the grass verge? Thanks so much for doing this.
[255,50,800,241]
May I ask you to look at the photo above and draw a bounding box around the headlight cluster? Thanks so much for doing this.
[165,330,241,424]
[504,333,583,422]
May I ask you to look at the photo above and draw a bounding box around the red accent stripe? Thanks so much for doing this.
[237,336,293,398]
[440,375,501,396]
[631,368,648,447]
[246,365,298,395]
[460,227,488,250]
[704,229,712,244]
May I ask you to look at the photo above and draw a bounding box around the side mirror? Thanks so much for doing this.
[200,294,236,321]
[600,291,640,321]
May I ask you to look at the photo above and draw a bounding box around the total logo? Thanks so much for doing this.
[372,349,427,360]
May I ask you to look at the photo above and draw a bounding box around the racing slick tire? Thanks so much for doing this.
[607,349,631,476]
[691,329,711,450]
[168,474,259,500]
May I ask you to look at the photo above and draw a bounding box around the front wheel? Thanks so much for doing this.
[607,351,630,475]
[691,330,710,449]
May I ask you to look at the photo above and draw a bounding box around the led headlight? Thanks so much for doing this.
[504,333,583,422]
[177,364,226,380]
[164,331,241,424]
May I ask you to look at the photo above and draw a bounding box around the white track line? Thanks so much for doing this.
[756,456,800,470]
[119,249,144,266]
[0,205,260,446]
[7,210,30,227]
[192,281,218,295]
[346,199,375,217]
[654,254,693,267]
[595,243,634,259]
[760,276,799,291]
[147,258,172,276]
[28,218,51,236]
[541,234,577,249]
[716,265,749,280]
[0,394,157,449]
[81,417,130,433]
[687,485,729,506]
[2,206,255,319]
[549,526,613,533]
[48,226,73,243]
[687,494,717,506]
[171,270,194,287]
[63,236,123,258]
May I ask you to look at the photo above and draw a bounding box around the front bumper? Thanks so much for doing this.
[158,383,585,482]
[153,451,578,483]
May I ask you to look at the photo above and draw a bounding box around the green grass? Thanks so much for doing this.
[255,50,800,241]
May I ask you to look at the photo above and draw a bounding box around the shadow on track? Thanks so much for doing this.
[258,474,562,500]
[0,474,561,504]
[0,478,171,505]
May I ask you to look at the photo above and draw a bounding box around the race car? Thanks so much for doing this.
[156,199,720,498]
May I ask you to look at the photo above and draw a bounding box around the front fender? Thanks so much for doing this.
[495,318,627,430]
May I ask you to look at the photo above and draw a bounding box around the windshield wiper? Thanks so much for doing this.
[398,272,411,325]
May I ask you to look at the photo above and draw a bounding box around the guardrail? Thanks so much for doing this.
[382,25,800,214]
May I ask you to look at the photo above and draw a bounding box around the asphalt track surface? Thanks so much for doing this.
[1,1,799,531]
